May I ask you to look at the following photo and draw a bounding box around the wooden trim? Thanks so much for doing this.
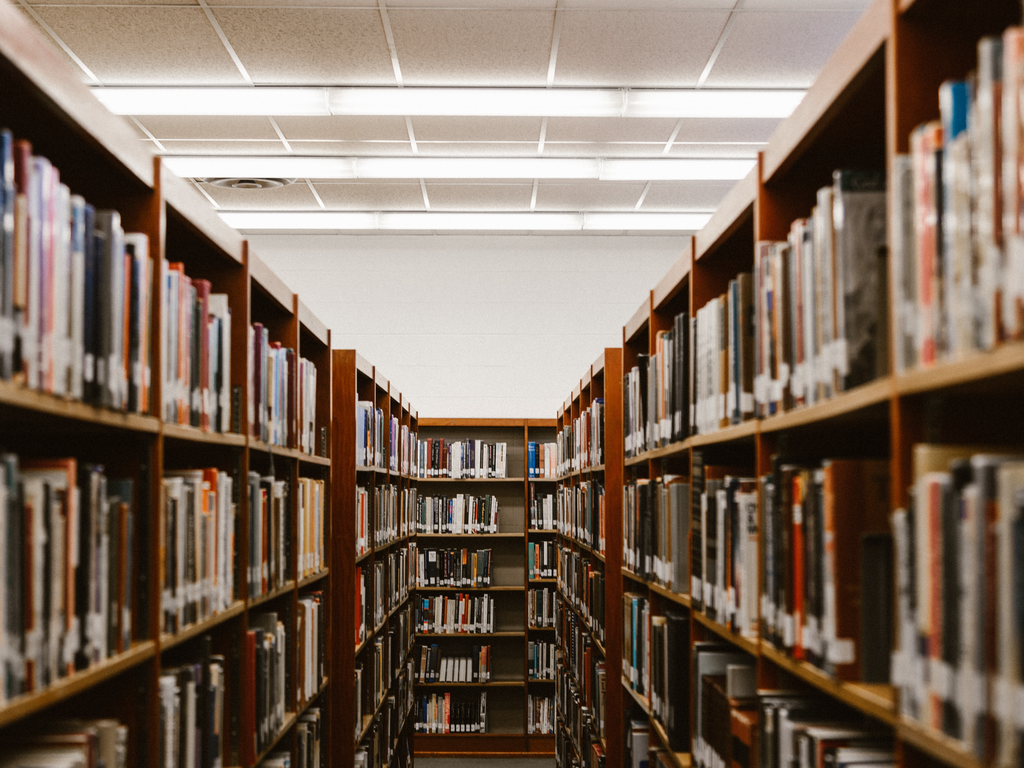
[653,239,694,309]
[161,167,243,264]
[761,0,889,182]
[247,248,295,313]
[297,298,329,347]
[694,169,756,263]
[162,422,247,447]
[0,379,162,432]
[692,610,759,657]
[759,377,892,433]
[419,418,529,427]
[624,295,651,342]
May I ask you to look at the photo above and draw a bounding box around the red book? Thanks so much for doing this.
[791,472,805,660]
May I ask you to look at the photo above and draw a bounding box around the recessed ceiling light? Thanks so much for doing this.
[93,86,804,119]
[163,156,756,182]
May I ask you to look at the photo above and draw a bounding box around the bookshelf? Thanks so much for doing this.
[554,3,1024,768]
[554,349,624,768]
[0,5,334,764]
[411,418,557,757]
[331,350,417,768]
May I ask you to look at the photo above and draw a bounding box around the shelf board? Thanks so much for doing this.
[416,532,523,539]
[356,465,387,475]
[416,477,524,483]
[647,581,691,610]
[621,568,650,587]
[297,568,329,589]
[897,718,984,768]
[759,640,897,726]
[355,550,372,565]
[629,441,691,467]
[527,678,556,683]
[0,380,161,433]
[0,641,156,729]
[355,632,372,657]
[296,676,329,716]
[415,586,522,592]
[414,681,524,688]
[692,611,759,656]
[895,341,1024,397]
[248,580,295,609]
[621,676,652,716]
[160,601,245,652]
[690,419,758,447]
[162,423,247,447]
[759,377,891,434]
[528,578,557,585]
[298,453,331,467]
[650,717,691,768]
[416,631,525,638]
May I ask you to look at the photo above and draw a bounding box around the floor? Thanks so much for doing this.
[416,760,555,767]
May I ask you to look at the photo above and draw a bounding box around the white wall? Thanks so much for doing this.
[248,234,687,418]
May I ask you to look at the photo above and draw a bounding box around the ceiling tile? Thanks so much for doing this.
[534,180,645,211]
[274,115,410,142]
[314,182,426,210]
[639,180,734,211]
[740,0,871,9]
[425,183,533,211]
[554,10,729,87]
[15,9,94,78]
[672,117,780,144]
[200,180,319,210]
[388,10,554,86]
[542,142,665,157]
[392,0,556,7]
[703,10,862,88]
[288,141,415,156]
[33,7,246,84]
[415,142,541,156]
[545,116,677,143]
[211,8,395,85]
[138,115,279,141]
[27,0,197,5]
[158,140,287,155]
[411,116,542,143]
[563,0,734,6]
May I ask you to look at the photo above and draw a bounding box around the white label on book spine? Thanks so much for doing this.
[741,392,754,414]
[782,613,795,648]
[828,637,855,665]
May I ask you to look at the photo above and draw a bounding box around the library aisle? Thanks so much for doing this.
[4,0,1024,767]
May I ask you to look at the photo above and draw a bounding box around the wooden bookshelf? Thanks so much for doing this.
[0,9,337,763]
[549,3,1024,768]
[332,351,417,768]
[409,417,556,757]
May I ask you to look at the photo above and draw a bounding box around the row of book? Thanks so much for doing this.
[162,262,230,433]
[374,484,413,547]
[692,465,758,638]
[528,540,557,580]
[892,445,1024,763]
[528,693,555,734]
[529,486,556,530]
[528,441,558,478]
[622,475,689,590]
[415,493,498,535]
[751,170,887,422]
[297,591,325,708]
[694,273,754,433]
[240,611,287,767]
[0,718,127,768]
[254,708,321,768]
[557,548,605,644]
[558,608,603,723]
[529,587,556,629]
[356,401,385,468]
[0,131,153,414]
[397,422,417,476]
[0,456,133,702]
[415,644,491,683]
[160,469,236,636]
[355,663,414,768]
[556,655,604,764]
[356,566,368,647]
[648,610,690,751]
[557,480,605,554]
[757,457,890,683]
[624,309,689,457]
[622,591,650,699]
[415,547,492,588]
[356,485,370,556]
[372,560,386,628]
[413,691,488,733]
[415,593,496,634]
[386,546,412,616]
[528,639,557,680]
[248,323,317,451]
[893,30,1024,373]
[415,439,509,478]
[157,635,224,768]
[247,472,289,599]
[556,397,607,476]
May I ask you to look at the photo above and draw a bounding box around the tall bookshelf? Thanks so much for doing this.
[0,3,334,764]
[331,350,417,768]
[411,418,557,758]
[555,2,1024,768]
[554,350,624,768]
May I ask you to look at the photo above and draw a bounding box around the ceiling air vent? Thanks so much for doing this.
[203,178,297,190]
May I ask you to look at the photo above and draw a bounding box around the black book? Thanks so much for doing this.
[691,451,704,611]
[861,533,893,685]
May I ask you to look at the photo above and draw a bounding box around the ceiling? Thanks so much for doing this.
[16,0,871,234]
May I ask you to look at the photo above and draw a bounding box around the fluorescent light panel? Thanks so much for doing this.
[94,86,803,119]
[217,211,712,231]
[162,156,755,181]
